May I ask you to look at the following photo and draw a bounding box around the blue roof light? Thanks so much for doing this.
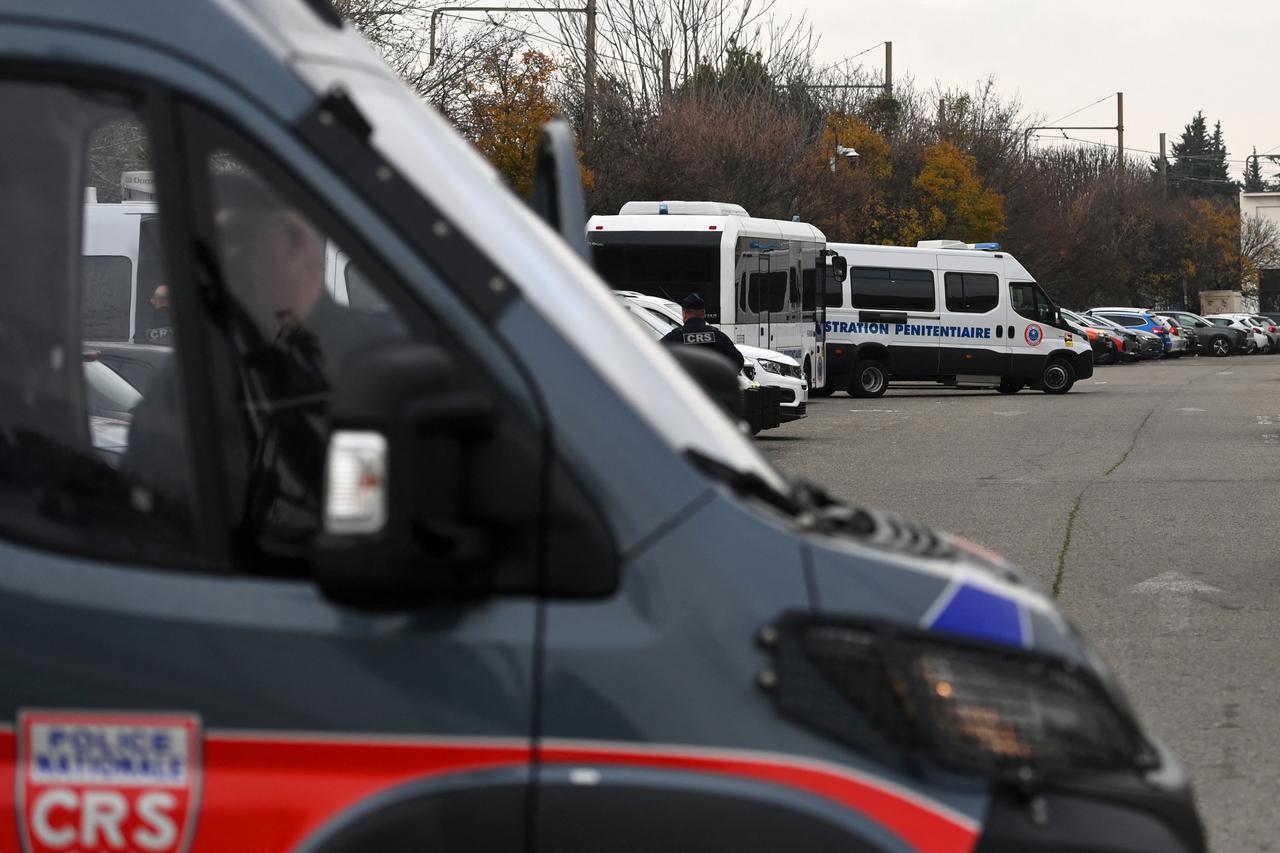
[972,242,1001,251]
[658,202,669,215]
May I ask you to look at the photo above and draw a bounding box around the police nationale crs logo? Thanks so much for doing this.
[1024,324,1044,347]
[18,711,201,853]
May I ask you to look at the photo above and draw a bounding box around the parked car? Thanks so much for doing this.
[1155,315,1195,356]
[1205,314,1269,353]
[1064,310,1130,363]
[1061,308,1118,365]
[1153,310,1243,357]
[1078,313,1142,361]
[1247,315,1280,353]
[83,353,140,466]
[1088,308,1182,357]
[81,340,172,395]
[1089,314,1164,360]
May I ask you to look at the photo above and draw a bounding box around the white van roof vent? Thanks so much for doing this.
[917,239,1002,252]
[619,200,749,217]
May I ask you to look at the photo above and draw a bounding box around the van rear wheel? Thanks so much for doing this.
[1041,358,1075,394]
[850,360,888,398]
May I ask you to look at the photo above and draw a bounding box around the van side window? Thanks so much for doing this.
[0,79,197,565]
[849,267,935,312]
[944,272,998,313]
[1010,282,1054,324]
[824,264,845,307]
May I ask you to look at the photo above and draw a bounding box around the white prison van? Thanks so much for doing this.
[821,241,1092,396]
[587,201,837,389]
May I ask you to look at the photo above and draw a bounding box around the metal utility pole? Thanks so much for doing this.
[1116,91,1124,165]
[884,41,893,95]
[583,0,597,141]
[1158,132,1167,198]
[660,47,672,107]
[1023,92,1125,168]
[428,4,596,141]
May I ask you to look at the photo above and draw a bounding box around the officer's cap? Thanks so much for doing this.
[682,293,706,310]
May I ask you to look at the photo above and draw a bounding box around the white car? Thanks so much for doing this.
[616,291,809,421]
[1205,314,1270,353]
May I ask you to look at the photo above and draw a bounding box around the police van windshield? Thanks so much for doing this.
[304,76,789,495]
[590,232,721,320]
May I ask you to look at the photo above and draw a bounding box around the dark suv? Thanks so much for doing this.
[1155,310,1245,357]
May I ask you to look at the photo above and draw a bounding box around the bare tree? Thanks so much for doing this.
[1240,213,1280,295]
[333,0,526,125]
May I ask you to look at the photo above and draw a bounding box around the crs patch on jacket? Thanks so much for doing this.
[18,711,201,853]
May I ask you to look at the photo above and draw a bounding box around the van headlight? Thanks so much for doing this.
[761,614,1155,779]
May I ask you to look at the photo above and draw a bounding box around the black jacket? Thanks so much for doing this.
[659,317,744,371]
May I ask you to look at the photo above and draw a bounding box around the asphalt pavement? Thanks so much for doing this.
[759,353,1280,852]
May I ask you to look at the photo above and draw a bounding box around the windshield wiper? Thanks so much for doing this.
[683,448,802,517]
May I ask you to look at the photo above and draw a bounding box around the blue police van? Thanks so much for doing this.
[0,1,1201,851]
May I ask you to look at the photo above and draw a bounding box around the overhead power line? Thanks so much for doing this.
[1045,93,1114,128]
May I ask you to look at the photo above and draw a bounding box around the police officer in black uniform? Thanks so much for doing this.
[659,293,744,372]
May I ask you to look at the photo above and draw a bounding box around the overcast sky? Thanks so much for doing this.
[798,0,1280,181]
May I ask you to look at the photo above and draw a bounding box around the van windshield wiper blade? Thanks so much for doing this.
[683,449,801,517]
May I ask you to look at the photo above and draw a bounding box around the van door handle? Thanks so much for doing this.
[996,325,1003,338]
[1007,325,1015,338]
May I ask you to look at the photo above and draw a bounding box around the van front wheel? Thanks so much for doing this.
[850,360,888,398]
[1041,358,1075,394]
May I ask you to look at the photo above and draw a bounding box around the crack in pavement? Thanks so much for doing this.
[1058,363,1223,598]
[1104,403,1158,476]
[1052,492,1084,598]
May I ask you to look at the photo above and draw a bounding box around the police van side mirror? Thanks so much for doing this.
[315,342,619,608]
[315,342,498,607]
[530,119,590,263]
[669,346,741,419]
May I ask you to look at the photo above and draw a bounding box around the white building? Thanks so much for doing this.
[1241,191,1280,312]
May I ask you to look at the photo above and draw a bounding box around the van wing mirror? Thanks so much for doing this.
[315,343,498,606]
[315,342,618,608]
[821,249,848,283]
[530,118,590,262]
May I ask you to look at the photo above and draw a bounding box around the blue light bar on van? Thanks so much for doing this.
[659,203,669,215]
[972,242,1001,251]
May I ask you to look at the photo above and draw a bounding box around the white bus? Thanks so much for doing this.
[587,201,842,389]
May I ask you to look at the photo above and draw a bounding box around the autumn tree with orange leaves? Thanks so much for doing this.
[462,48,561,198]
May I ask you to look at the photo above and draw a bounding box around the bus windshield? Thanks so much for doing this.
[590,231,722,321]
